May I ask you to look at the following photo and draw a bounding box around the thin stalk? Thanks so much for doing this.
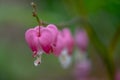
[31,2,41,36]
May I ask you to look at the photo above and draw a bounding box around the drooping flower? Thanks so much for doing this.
[75,29,89,53]
[74,59,91,80]
[62,28,74,55]
[74,28,89,63]
[25,24,58,66]
[53,28,74,68]
[74,28,91,80]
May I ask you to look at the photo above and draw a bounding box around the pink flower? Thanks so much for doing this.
[74,28,90,80]
[53,28,74,56]
[38,24,58,53]
[74,59,91,80]
[75,29,89,52]
[52,31,65,56]
[53,28,74,68]
[62,28,74,55]
[25,24,58,66]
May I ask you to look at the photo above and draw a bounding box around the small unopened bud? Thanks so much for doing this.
[31,2,36,8]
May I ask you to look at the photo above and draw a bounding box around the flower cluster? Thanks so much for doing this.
[25,24,74,67]
[55,28,74,68]
[74,29,91,80]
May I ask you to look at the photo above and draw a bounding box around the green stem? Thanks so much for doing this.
[109,26,120,54]
[31,2,41,36]
[82,20,115,80]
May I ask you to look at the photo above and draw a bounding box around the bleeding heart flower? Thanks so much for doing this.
[53,28,74,68]
[25,24,58,66]
[74,28,91,80]
[39,24,58,53]
[74,59,91,80]
[62,28,74,55]
[75,29,89,53]
[52,31,65,56]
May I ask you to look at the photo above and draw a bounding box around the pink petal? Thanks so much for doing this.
[62,28,74,55]
[53,32,65,56]
[75,29,88,52]
[25,28,39,54]
[47,24,58,43]
[39,28,53,53]
[34,26,44,36]
[53,28,74,56]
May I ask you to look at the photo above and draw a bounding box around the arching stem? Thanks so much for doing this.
[31,2,41,36]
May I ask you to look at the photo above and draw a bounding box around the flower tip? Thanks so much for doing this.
[34,59,41,66]
[34,54,42,66]
[59,49,72,69]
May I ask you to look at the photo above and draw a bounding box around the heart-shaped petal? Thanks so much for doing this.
[75,29,88,52]
[47,24,58,43]
[53,32,65,56]
[39,28,53,53]
[62,28,74,55]
[25,28,40,54]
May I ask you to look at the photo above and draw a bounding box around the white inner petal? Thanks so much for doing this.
[75,49,87,63]
[59,49,72,69]
[34,51,43,66]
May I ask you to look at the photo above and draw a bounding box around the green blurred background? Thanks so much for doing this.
[0,0,120,80]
